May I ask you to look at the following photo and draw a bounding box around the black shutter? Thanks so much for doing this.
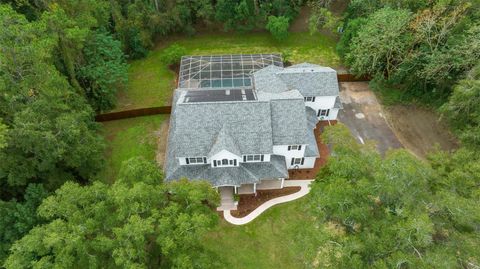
[213,160,217,167]
[298,145,302,150]
[317,109,321,117]
[326,109,330,117]
[288,146,291,151]
[312,97,315,102]
[291,158,294,165]
[203,157,206,164]
[243,155,246,162]
[261,155,264,161]
[301,158,305,165]
[186,158,189,164]
[234,159,237,166]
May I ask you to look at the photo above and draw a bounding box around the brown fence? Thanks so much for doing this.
[95,106,172,122]
[95,73,370,122]
[337,73,371,82]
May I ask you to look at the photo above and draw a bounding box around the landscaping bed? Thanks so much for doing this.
[231,186,301,218]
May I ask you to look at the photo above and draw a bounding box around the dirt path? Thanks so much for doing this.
[289,5,311,32]
[155,117,170,167]
[339,82,458,158]
[339,82,403,154]
[385,105,458,158]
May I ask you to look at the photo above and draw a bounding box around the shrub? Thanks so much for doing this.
[160,44,187,66]
[266,16,289,41]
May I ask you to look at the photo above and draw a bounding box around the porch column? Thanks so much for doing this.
[280,178,285,188]
[253,183,257,195]
[234,186,238,194]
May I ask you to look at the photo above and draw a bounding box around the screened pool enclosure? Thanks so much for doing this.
[178,54,283,89]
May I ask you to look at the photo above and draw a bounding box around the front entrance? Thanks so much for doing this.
[216,186,237,211]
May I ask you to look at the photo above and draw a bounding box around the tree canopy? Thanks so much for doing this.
[4,157,220,269]
[338,0,480,104]
[297,124,480,268]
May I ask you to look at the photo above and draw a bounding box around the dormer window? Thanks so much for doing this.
[288,145,302,151]
[304,97,315,102]
[213,159,238,167]
[185,157,206,165]
[243,154,264,162]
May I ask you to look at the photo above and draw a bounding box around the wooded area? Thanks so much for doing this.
[0,0,479,268]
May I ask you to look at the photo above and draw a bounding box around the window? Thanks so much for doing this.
[288,145,302,151]
[243,154,264,162]
[304,97,315,102]
[186,157,206,165]
[291,157,304,166]
[317,109,330,117]
[215,159,238,167]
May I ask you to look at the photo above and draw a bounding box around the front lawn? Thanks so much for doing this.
[115,32,340,111]
[203,198,314,269]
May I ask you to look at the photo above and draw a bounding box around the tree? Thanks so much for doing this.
[441,65,480,148]
[0,120,6,150]
[308,1,340,34]
[160,43,187,66]
[0,184,48,264]
[298,124,480,268]
[4,157,221,269]
[77,30,129,112]
[346,7,413,77]
[266,15,289,41]
[0,5,105,195]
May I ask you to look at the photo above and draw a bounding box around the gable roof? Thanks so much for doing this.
[276,66,339,96]
[171,99,274,157]
[208,125,241,158]
[253,63,339,97]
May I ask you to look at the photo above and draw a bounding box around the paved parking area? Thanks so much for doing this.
[338,82,403,154]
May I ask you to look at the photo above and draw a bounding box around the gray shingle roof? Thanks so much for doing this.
[305,129,320,157]
[165,155,288,186]
[165,59,340,187]
[171,98,273,157]
[253,65,288,93]
[253,63,339,97]
[207,125,241,158]
[305,106,318,130]
[270,99,309,145]
[276,66,339,96]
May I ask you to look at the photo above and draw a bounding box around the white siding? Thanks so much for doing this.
[273,145,307,168]
[305,95,339,120]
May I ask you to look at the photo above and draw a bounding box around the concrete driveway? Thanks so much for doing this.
[338,82,403,154]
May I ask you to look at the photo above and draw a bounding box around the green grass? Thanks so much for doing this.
[98,115,167,183]
[115,32,340,111]
[203,198,314,269]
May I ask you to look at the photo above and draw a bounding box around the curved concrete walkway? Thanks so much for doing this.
[223,180,314,225]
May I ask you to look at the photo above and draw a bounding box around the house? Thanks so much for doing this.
[164,54,341,208]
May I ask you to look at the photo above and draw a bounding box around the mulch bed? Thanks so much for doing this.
[289,120,337,180]
[230,186,301,218]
